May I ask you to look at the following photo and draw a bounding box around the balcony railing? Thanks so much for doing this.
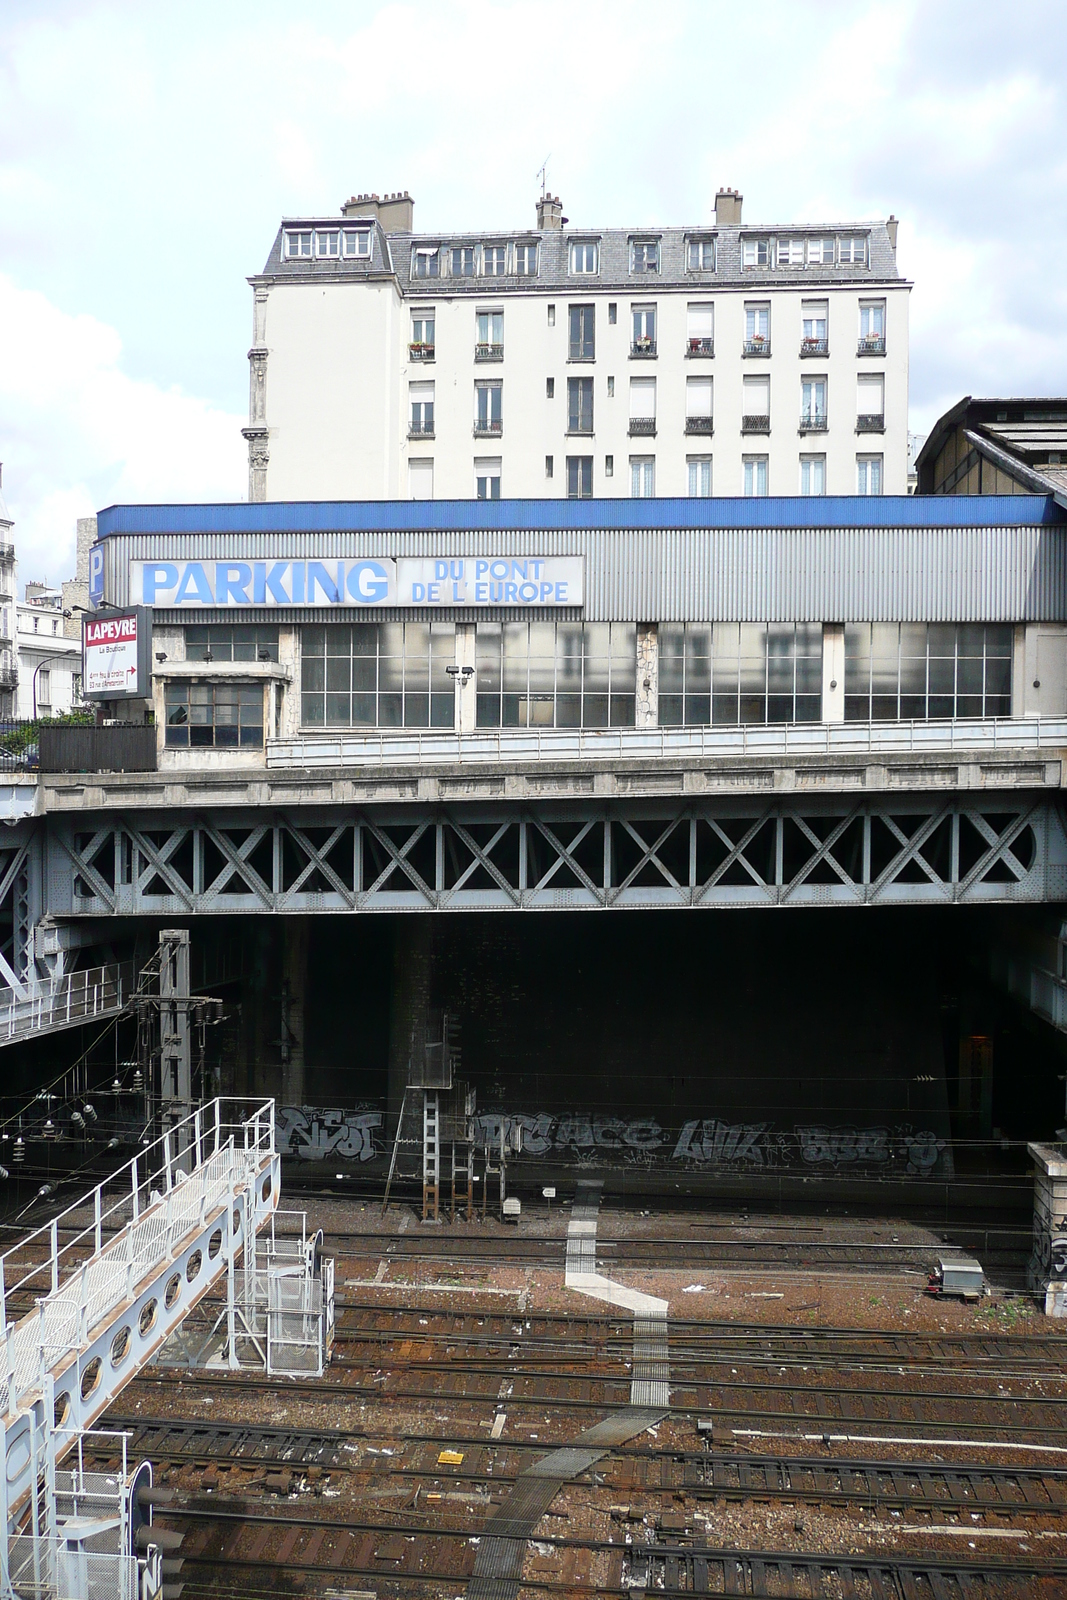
[475,343,504,361]
[408,342,435,361]
[630,339,657,357]
[741,414,771,434]
[408,419,435,437]
[799,411,828,433]
[269,715,1067,771]
[858,336,886,355]
[856,413,886,432]
[685,416,715,435]
[628,417,657,436]
[474,419,503,437]
[800,338,828,357]
[743,338,770,357]
[686,338,714,357]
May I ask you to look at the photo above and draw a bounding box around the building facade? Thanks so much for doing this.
[16,586,82,719]
[917,397,1067,502]
[88,492,1066,776]
[244,189,909,505]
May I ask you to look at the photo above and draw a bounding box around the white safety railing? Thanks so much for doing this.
[268,716,1067,770]
[0,963,134,1044]
[0,1099,275,1421]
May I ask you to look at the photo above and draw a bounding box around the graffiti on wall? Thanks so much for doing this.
[277,1105,950,1178]
[279,1105,383,1162]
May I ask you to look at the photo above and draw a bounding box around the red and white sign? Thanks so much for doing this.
[84,612,140,694]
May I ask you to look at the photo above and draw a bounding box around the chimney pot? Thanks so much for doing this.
[714,187,743,225]
[536,193,564,230]
[886,214,899,251]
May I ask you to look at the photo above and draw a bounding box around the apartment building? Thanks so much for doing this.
[244,188,909,503]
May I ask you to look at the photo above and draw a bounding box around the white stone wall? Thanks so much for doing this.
[256,279,909,501]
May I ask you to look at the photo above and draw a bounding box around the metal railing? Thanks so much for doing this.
[0,962,135,1045]
[685,416,714,435]
[858,336,886,355]
[686,339,714,356]
[630,340,657,357]
[800,338,829,356]
[0,1098,275,1419]
[473,419,503,436]
[857,413,886,432]
[799,411,829,432]
[741,414,771,433]
[474,343,504,361]
[268,715,1067,770]
[408,343,435,361]
[407,419,435,437]
[743,338,770,356]
[628,417,657,435]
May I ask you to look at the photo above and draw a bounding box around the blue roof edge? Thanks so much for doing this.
[95,494,1066,538]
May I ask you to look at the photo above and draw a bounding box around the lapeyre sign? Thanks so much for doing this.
[82,608,152,699]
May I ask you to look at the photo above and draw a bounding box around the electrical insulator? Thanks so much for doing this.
[0,1166,9,1181]
[13,1137,24,1164]
[42,1119,56,1140]
[83,1104,97,1122]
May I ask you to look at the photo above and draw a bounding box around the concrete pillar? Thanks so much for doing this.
[388,918,433,1119]
[278,625,300,737]
[455,623,477,732]
[822,624,845,722]
[1027,1142,1067,1313]
[636,623,658,728]
[281,919,309,1108]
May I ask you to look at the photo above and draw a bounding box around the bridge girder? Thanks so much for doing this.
[37,795,1067,916]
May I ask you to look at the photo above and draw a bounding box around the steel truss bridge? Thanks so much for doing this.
[22,795,1067,919]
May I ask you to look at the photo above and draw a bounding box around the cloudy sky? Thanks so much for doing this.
[1,0,1065,584]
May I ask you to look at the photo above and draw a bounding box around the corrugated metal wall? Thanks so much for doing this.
[102,523,1067,623]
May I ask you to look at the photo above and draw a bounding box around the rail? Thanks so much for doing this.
[0,961,135,1044]
[267,715,1067,770]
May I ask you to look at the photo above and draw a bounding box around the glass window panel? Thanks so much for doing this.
[325,658,350,692]
[659,695,683,725]
[326,627,352,656]
[351,694,375,725]
[477,696,501,728]
[899,694,925,720]
[927,623,957,658]
[898,656,926,697]
[929,658,955,694]
[957,623,985,658]
[378,693,403,727]
[351,657,376,692]
[985,657,1011,697]
[404,693,429,727]
[302,694,324,726]
[302,625,325,657]
[352,624,377,656]
[957,657,984,696]
[712,693,739,724]
[986,625,1013,658]
[987,695,1011,717]
[713,622,741,664]
[956,695,983,719]
[610,695,635,726]
[684,694,710,726]
[430,694,453,727]
[378,655,404,693]
[929,695,954,719]
[325,694,350,724]
[302,658,325,693]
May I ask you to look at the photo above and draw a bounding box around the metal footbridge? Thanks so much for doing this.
[0,1099,279,1600]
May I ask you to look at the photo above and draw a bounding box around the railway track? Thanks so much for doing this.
[98,1414,1067,1522]
[128,1504,1067,1598]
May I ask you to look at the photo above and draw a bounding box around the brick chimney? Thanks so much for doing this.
[536,194,565,230]
[714,187,742,226]
[341,191,414,230]
[886,214,899,252]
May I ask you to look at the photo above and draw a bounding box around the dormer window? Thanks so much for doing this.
[286,228,371,260]
[482,245,507,276]
[687,238,715,271]
[285,231,313,258]
[413,246,440,279]
[630,239,660,273]
[514,242,539,275]
[342,228,371,258]
[777,238,806,267]
[839,236,868,265]
[741,237,770,267]
[315,230,341,258]
[807,238,835,265]
[452,245,476,277]
[569,241,599,275]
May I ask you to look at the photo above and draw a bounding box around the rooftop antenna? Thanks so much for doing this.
[537,157,551,200]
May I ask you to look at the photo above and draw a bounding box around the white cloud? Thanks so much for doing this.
[0,275,244,588]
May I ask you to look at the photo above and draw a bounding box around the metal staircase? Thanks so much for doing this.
[0,1097,327,1600]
